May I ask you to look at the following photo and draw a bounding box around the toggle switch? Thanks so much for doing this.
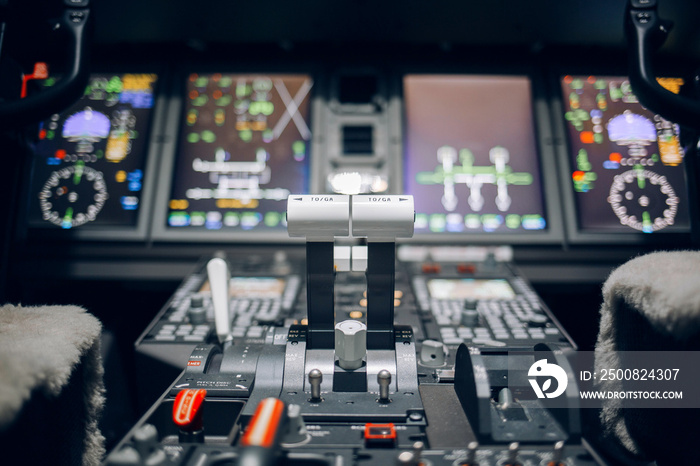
[506,442,520,466]
[466,441,479,465]
[377,369,391,403]
[548,440,565,466]
[308,369,323,402]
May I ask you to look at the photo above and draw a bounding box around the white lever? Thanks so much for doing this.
[207,257,231,344]
[287,195,350,240]
[351,195,414,241]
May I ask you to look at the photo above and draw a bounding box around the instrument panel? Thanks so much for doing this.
[22,73,166,240]
[19,66,698,246]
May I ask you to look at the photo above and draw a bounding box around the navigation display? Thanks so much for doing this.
[560,75,690,233]
[27,73,158,229]
[403,75,547,234]
[166,73,312,232]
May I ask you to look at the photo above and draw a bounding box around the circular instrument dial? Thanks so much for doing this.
[607,168,679,233]
[38,163,108,229]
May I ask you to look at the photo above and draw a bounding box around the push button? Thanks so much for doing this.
[364,423,396,447]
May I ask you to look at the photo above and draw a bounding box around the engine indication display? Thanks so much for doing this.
[166,73,312,232]
[560,75,690,234]
[403,75,548,234]
[27,73,158,230]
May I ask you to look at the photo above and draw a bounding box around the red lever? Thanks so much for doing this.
[241,398,286,448]
[21,62,49,99]
[172,389,207,432]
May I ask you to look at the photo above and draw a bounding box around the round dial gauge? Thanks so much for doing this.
[607,168,679,233]
[38,163,108,229]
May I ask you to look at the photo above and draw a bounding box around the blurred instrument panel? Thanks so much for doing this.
[9,53,699,466]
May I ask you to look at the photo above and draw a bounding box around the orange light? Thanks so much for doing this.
[587,76,597,84]
[656,77,684,95]
[572,171,585,182]
[189,90,198,100]
[189,73,198,82]
[580,131,595,144]
[563,75,573,84]
[609,152,622,163]
[213,89,223,100]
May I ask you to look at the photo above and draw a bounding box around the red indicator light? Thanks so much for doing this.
[364,423,396,447]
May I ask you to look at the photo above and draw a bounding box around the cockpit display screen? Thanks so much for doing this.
[166,73,312,232]
[560,75,690,233]
[26,73,158,229]
[403,75,548,234]
[427,278,516,300]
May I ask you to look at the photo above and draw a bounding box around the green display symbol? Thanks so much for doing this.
[565,108,590,131]
[239,129,253,142]
[106,76,123,94]
[194,76,209,88]
[73,161,85,185]
[642,211,652,233]
[218,76,233,88]
[635,165,646,189]
[192,95,208,107]
[63,207,74,225]
[200,130,216,143]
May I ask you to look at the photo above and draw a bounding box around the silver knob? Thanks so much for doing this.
[335,320,367,370]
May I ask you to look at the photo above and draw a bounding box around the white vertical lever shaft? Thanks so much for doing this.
[207,257,231,344]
